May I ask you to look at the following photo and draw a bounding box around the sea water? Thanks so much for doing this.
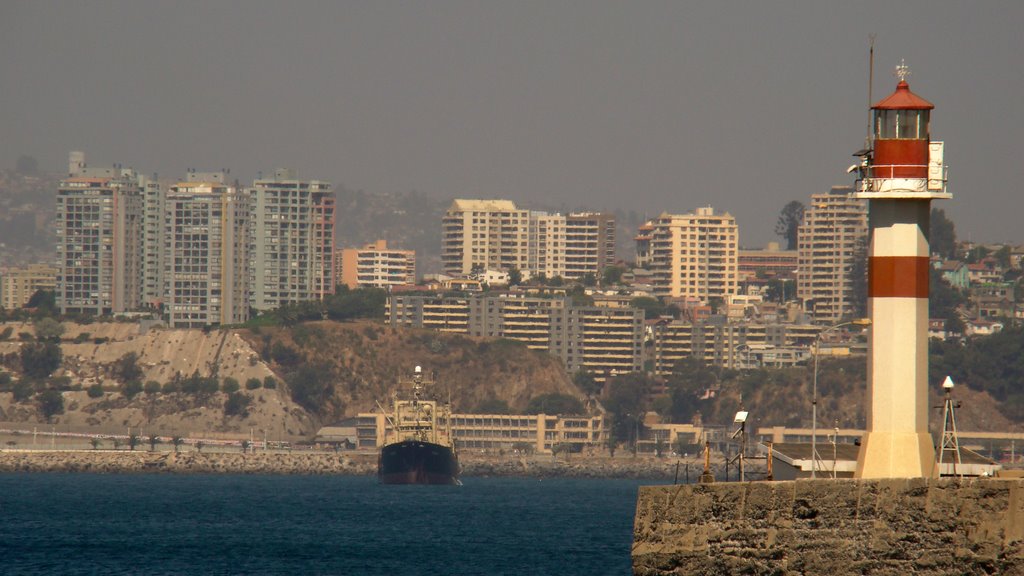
[0,474,666,575]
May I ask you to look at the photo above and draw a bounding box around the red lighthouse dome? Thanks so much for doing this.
[870,64,933,180]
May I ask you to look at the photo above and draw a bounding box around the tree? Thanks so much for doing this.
[90,438,102,450]
[930,208,958,259]
[774,201,805,250]
[581,273,597,287]
[524,393,585,415]
[631,297,669,320]
[87,383,104,398]
[602,265,625,287]
[33,318,64,341]
[474,397,510,414]
[224,391,251,417]
[26,290,56,315]
[37,389,64,419]
[221,377,240,394]
[144,380,161,395]
[113,352,144,384]
[287,363,334,412]
[507,267,523,286]
[572,370,601,396]
[20,341,62,380]
[245,378,262,391]
[263,376,278,389]
[171,436,185,453]
[148,434,160,452]
[195,440,205,453]
[121,380,143,400]
[241,440,252,453]
[128,434,140,451]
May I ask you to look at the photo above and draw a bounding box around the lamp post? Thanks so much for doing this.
[811,318,870,478]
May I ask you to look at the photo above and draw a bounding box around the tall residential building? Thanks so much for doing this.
[163,177,250,328]
[640,207,739,302]
[140,178,164,308]
[441,199,615,280]
[0,264,58,310]
[797,186,868,323]
[337,240,416,289]
[564,212,616,281]
[442,199,531,276]
[56,168,144,315]
[249,169,335,312]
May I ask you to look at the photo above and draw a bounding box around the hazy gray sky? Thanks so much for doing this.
[2,1,1022,246]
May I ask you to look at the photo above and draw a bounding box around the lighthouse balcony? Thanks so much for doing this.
[855,176,950,200]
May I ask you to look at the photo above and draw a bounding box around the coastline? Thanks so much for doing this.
[0,449,704,480]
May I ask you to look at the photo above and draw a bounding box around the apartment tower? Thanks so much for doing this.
[797,187,868,323]
[249,169,335,312]
[641,207,739,302]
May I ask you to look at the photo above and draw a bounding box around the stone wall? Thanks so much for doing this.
[633,478,1024,575]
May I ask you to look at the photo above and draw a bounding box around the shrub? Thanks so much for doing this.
[162,380,180,394]
[0,371,11,388]
[0,326,13,341]
[224,391,251,417]
[270,342,301,366]
[73,332,91,343]
[144,380,161,395]
[86,383,104,398]
[113,352,144,383]
[263,376,278,390]
[245,378,262,390]
[37,389,65,418]
[222,377,240,394]
[12,380,33,402]
[20,341,62,380]
[121,380,143,400]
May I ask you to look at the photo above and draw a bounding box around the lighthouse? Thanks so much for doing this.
[854,62,950,478]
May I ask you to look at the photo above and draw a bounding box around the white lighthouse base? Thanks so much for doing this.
[855,431,937,478]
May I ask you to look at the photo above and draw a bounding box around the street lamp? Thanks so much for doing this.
[811,318,870,479]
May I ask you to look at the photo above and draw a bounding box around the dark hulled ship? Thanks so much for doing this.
[377,366,460,485]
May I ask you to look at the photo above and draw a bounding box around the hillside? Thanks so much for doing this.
[0,320,581,439]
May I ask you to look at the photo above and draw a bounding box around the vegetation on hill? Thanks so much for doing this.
[930,325,1024,421]
[240,321,582,423]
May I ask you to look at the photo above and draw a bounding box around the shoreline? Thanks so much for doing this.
[0,449,709,480]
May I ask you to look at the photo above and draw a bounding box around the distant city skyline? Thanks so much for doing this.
[2,1,1022,247]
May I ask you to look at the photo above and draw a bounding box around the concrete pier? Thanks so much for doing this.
[633,478,1024,575]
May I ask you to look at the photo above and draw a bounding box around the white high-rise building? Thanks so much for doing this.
[249,169,335,312]
[163,176,250,328]
[640,207,739,302]
[797,186,868,323]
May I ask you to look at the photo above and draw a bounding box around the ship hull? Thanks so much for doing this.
[378,440,460,485]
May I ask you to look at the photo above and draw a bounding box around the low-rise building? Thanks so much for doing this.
[337,240,416,289]
[356,411,605,454]
[0,264,58,310]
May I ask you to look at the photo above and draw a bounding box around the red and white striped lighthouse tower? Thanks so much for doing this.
[855,62,949,478]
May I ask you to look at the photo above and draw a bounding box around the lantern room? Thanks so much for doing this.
[857,61,949,199]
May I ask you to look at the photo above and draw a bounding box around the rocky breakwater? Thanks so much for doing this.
[633,477,1024,575]
[0,450,378,475]
[464,456,701,480]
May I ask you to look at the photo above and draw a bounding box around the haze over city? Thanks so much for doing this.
[2,1,1022,246]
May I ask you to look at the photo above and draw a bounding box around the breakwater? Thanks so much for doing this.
[633,477,1024,575]
[0,449,697,479]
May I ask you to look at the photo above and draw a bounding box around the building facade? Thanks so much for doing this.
[640,207,739,302]
[391,293,644,380]
[56,168,144,315]
[337,240,416,289]
[797,186,868,323]
[163,177,250,328]
[441,199,615,280]
[0,264,58,310]
[249,169,335,312]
